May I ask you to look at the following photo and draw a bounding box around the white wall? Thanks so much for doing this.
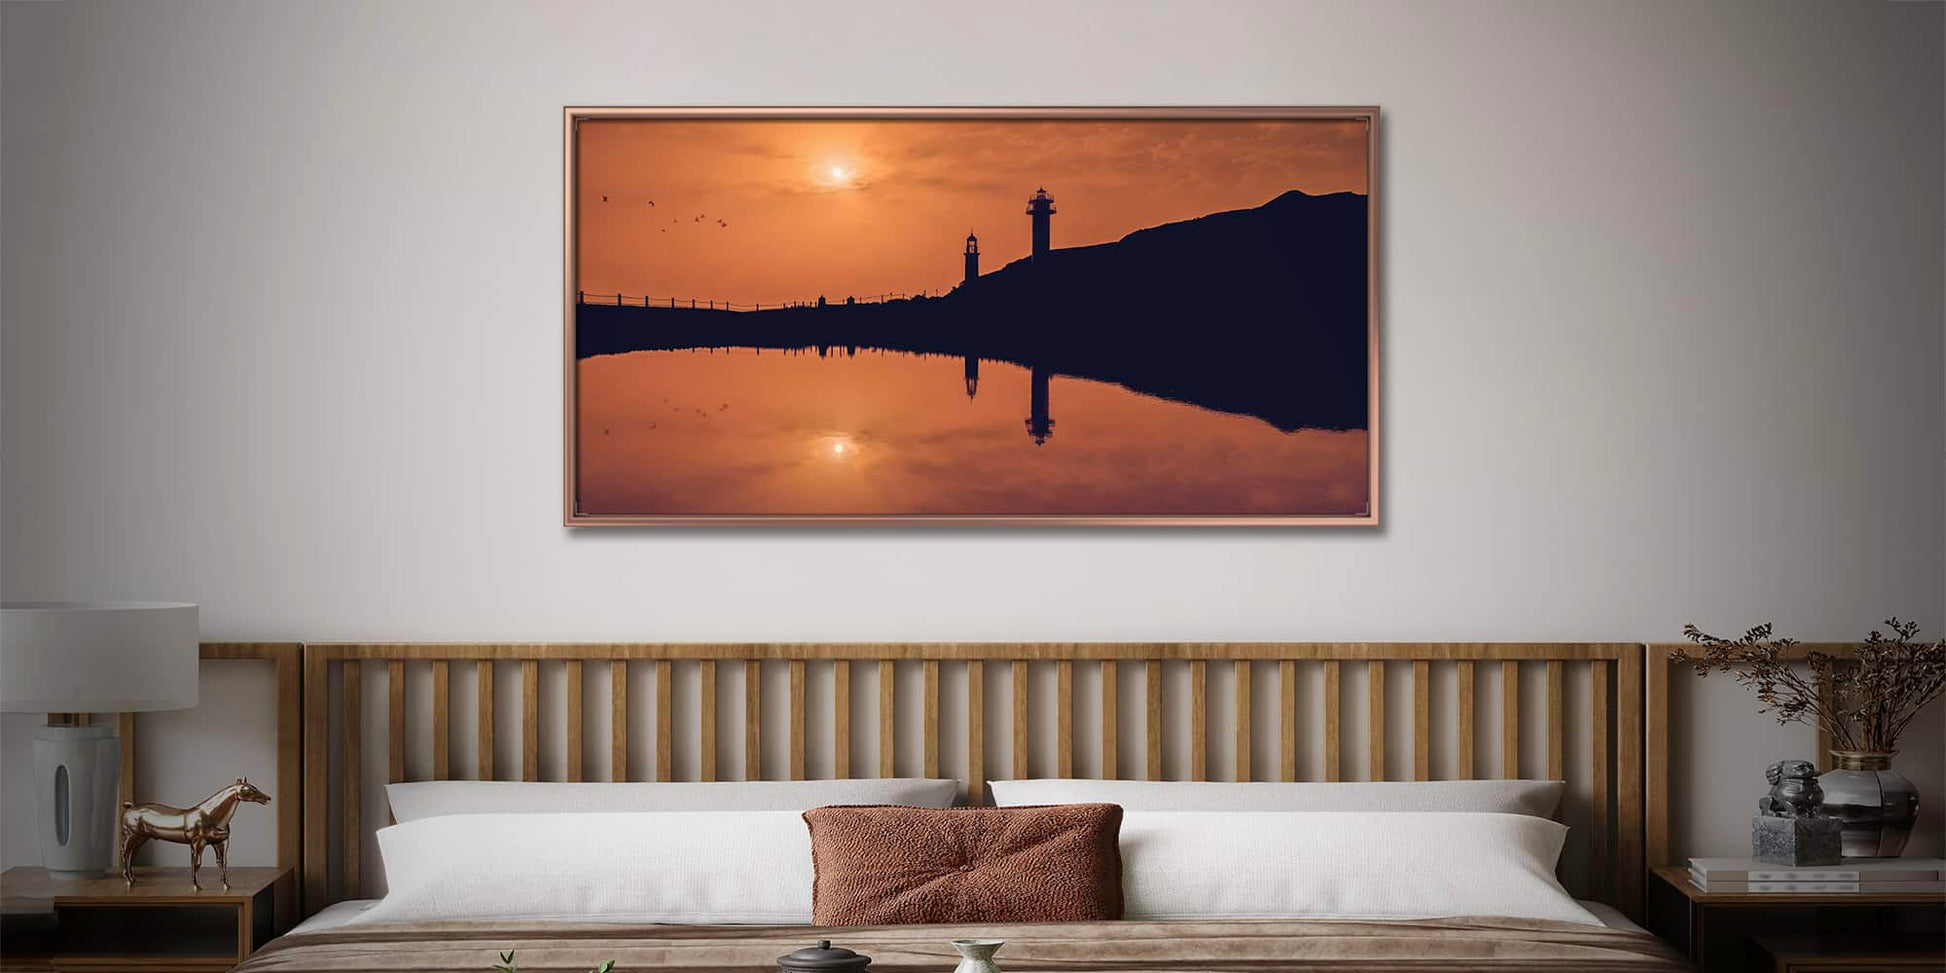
[2,0,1941,872]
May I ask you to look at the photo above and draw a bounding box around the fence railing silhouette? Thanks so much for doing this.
[577,290,932,311]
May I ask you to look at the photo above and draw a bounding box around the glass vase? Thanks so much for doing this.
[1820,750,1920,858]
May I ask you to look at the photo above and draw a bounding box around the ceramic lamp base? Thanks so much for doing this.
[32,723,120,879]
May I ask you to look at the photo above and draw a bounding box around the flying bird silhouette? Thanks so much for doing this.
[601,195,608,202]
[646,200,655,207]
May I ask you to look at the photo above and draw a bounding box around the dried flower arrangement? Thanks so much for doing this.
[1675,618,1946,753]
[493,951,615,973]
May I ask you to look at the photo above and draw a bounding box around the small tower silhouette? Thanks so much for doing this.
[1025,366,1054,445]
[963,232,980,283]
[1026,187,1055,258]
[963,355,980,400]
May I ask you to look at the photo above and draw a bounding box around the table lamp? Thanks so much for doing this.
[1,602,198,878]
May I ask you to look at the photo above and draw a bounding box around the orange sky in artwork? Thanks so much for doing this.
[575,118,1368,305]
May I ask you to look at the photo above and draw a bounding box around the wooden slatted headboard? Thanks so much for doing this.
[303,643,1645,920]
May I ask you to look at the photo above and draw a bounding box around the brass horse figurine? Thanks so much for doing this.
[119,778,271,889]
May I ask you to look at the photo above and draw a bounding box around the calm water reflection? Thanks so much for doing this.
[577,348,1368,516]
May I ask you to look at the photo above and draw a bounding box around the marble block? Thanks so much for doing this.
[1751,814,1843,867]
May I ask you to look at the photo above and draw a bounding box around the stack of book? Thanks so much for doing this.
[1688,857,1946,893]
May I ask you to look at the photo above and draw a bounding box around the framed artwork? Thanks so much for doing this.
[564,107,1378,526]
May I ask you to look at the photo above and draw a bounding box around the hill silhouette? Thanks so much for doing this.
[577,189,1370,432]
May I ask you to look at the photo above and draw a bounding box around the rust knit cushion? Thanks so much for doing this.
[802,803,1124,925]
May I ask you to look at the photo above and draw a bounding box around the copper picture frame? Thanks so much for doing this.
[564,107,1379,527]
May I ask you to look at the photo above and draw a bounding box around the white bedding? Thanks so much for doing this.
[357,811,813,926]
[1118,811,1597,924]
[292,898,1644,935]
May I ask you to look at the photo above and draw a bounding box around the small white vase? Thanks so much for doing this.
[950,939,1004,973]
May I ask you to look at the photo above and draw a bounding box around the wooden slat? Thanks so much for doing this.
[1546,659,1565,782]
[1618,648,1645,920]
[1234,660,1252,782]
[790,660,806,780]
[342,660,360,899]
[968,660,985,804]
[1591,659,1611,901]
[699,659,718,782]
[1368,660,1385,781]
[432,661,450,781]
[303,652,327,913]
[1501,660,1519,779]
[1644,645,1669,872]
[746,660,763,780]
[1145,660,1162,781]
[924,660,941,778]
[1100,661,1118,780]
[1056,660,1074,778]
[833,660,850,779]
[655,659,672,782]
[743,657,758,778]
[608,660,626,782]
[565,660,583,782]
[1456,660,1475,779]
[879,660,896,778]
[477,661,494,781]
[273,647,301,894]
[1013,660,1030,779]
[1187,660,1206,781]
[1412,660,1430,781]
[388,661,405,785]
[521,659,539,782]
[1323,660,1341,782]
[1279,660,1297,782]
[118,713,136,807]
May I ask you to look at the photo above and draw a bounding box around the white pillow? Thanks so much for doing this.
[1121,810,1598,924]
[355,811,812,925]
[385,778,958,822]
[989,778,1562,817]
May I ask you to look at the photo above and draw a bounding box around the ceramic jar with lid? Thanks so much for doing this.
[777,940,872,973]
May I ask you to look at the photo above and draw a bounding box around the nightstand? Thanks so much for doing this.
[1647,865,1946,973]
[0,865,294,973]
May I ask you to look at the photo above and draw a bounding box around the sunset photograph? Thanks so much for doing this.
[567,110,1377,523]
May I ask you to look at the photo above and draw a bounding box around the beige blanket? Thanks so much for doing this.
[236,917,1688,972]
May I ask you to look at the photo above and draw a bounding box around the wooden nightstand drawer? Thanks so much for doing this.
[1753,933,1946,973]
[0,866,292,973]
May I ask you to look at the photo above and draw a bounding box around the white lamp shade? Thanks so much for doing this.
[1,602,199,712]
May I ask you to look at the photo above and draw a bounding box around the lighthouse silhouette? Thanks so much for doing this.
[1026,187,1055,258]
[964,232,979,283]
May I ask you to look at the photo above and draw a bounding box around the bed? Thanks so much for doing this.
[219,642,1684,971]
